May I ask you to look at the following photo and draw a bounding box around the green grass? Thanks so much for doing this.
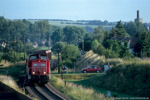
[36,46,50,50]
[72,75,134,98]
[52,73,102,81]
[0,62,26,81]
[52,73,134,98]
[50,75,110,100]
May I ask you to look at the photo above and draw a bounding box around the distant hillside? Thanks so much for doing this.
[27,19,116,33]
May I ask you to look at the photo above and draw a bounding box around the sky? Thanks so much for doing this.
[0,0,150,22]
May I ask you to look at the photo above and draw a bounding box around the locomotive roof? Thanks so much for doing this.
[33,50,51,55]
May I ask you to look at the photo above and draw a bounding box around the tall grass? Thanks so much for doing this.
[54,73,101,81]
[0,60,13,67]
[50,76,111,100]
[0,75,24,94]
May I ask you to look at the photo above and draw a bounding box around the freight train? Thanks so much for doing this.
[26,50,51,84]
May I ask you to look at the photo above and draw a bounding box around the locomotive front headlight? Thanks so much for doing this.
[44,72,46,74]
[32,72,35,74]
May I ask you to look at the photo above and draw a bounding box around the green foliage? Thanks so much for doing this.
[53,73,100,80]
[91,39,100,53]
[2,52,27,62]
[76,61,150,97]
[61,44,80,61]
[110,21,129,38]
[60,60,72,68]
[52,42,80,67]
[104,61,150,97]
[119,46,133,58]
[51,28,64,45]
[105,49,118,58]
[63,26,85,44]
[50,76,110,100]
[134,31,150,57]
[124,21,138,36]
[93,26,105,43]
[79,37,92,51]
[0,53,1,62]
[0,63,26,80]
[52,42,66,53]
[97,44,106,55]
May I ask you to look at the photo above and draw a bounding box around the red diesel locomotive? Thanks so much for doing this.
[26,50,51,84]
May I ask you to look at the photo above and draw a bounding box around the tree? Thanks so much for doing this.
[79,34,92,51]
[135,31,150,57]
[124,21,147,37]
[51,42,66,53]
[51,28,64,45]
[91,39,100,53]
[120,46,132,58]
[63,26,85,44]
[97,44,106,55]
[93,26,105,43]
[124,21,138,36]
[61,44,80,61]
[111,21,129,38]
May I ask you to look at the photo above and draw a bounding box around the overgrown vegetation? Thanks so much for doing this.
[0,62,26,95]
[53,73,101,81]
[50,75,110,100]
[75,60,150,98]
[0,62,25,81]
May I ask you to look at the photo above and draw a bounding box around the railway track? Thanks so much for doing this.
[25,83,70,100]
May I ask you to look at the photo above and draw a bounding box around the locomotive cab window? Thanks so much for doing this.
[41,63,46,66]
[41,56,47,60]
[33,63,38,67]
[30,56,37,60]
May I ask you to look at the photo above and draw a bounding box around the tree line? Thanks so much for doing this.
[0,16,150,66]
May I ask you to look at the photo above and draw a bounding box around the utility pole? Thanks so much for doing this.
[58,49,60,74]
[14,29,16,64]
[2,42,6,62]
[49,35,50,50]
[23,35,26,61]
[82,36,84,54]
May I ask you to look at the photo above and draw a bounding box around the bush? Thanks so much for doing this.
[106,58,123,66]
[2,52,27,62]
[60,60,72,68]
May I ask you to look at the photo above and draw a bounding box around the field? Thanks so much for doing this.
[28,19,115,30]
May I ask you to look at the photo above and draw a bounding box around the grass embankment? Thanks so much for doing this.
[0,62,26,94]
[50,75,110,100]
[53,73,102,81]
[53,73,133,98]
[74,60,150,98]
[0,60,13,67]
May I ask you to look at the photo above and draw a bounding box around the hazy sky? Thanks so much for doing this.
[0,0,150,22]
